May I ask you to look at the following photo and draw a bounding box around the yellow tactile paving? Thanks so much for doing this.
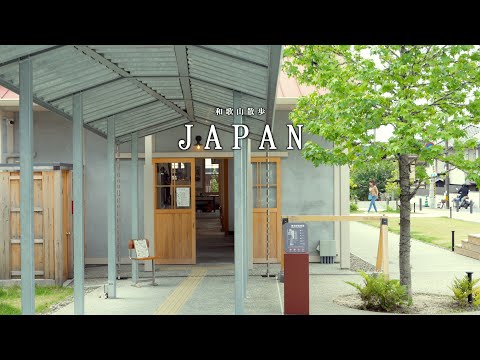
[154,267,207,315]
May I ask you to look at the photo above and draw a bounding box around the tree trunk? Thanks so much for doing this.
[399,154,412,297]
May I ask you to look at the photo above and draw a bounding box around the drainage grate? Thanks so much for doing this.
[320,256,335,264]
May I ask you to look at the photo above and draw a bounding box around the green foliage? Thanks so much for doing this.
[0,303,21,315]
[0,285,73,315]
[210,169,219,192]
[385,205,399,213]
[450,275,480,308]
[350,202,359,212]
[351,161,395,200]
[346,271,410,312]
[283,45,480,184]
[285,46,480,294]
[385,166,400,199]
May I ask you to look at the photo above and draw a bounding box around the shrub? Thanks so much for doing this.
[450,275,480,308]
[350,202,359,212]
[346,271,410,312]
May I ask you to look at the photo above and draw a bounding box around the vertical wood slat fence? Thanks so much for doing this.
[0,164,73,285]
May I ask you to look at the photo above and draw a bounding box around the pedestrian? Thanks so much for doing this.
[367,179,379,213]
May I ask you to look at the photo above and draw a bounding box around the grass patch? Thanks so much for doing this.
[383,205,400,214]
[360,217,480,249]
[0,286,73,315]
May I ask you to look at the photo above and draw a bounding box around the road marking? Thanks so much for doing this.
[276,279,284,315]
[154,267,207,315]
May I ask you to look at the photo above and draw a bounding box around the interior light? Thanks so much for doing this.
[195,135,202,150]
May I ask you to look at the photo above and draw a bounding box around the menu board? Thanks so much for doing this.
[284,223,308,254]
[176,187,190,208]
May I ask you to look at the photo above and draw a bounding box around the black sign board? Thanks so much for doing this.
[284,222,308,254]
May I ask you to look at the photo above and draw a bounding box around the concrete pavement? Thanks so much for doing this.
[51,218,480,315]
[350,221,480,294]
[355,207,480,223]
[53,263,369,315]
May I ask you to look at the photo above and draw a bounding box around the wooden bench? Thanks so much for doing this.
[128,239,161,286]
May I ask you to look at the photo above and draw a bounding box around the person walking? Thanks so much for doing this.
[367,179,379,213]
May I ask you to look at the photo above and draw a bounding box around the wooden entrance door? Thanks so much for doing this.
[252,157,281,263]
[153,158,196,264]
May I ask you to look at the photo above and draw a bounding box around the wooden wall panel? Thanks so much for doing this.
[253,211,280,263]
[42,171,55,279]
[9,176,20,277]
[53,170,63,285]
[0,173,11,279]
[63,170,73,279]
[1,169,73,282]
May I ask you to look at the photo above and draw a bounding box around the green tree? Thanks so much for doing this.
[385,166,401,201]
[284,45,480,296]
[351,161,396,201]
[210,170,219,192]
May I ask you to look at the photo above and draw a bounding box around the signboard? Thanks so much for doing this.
[284,222,308,254]
[176,187,190,207]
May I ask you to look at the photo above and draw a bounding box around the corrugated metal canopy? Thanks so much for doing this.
[0,45,282,142]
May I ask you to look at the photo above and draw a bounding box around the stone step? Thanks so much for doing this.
[468,234,480,246]
[455,245,480,260]
[462,240,480,253]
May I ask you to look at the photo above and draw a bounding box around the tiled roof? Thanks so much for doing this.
[276,70,324,98]
[0,86,18,100]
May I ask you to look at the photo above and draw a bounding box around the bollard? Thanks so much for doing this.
[470,201,474,214]
[466,272,473,304]
[419,198,422,211]
[457,200,460,212]
[413,203,416,213]
[451,231,455,252]
[450,206,452,219]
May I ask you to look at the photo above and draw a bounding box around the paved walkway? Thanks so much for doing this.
[356,207,480,223]
[52,218,480,315]
[350,222,480,294]
[53,263,368,315]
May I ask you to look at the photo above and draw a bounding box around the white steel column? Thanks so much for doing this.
[242,136,249,297]
[233,91,245,314]
[107,116,117,297]
[131,132,139,284]
[143,135,154,271]
[246,139,253,269]
[73,93,85,314]
[19,58,35,315]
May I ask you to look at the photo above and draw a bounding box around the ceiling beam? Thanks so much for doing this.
[74,45,191,122]
[84,99,160,125]
[0,45,66,69]
[193,100,266,124]
[174,45,195,121]
[127,75,268,102]
[116,118,188,143]
[48,77,124,103]
[265,45,283,128]
[192,45,269,68]
[195,116,263,141]
[190,76,268,101]
[0,77,107,139]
